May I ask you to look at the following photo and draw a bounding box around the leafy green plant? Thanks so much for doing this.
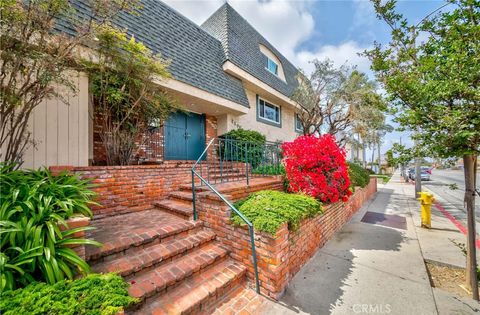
[222,129,266,144]
[83,24,178,165]
[232,190,322,235]
[348,162,371,190]
[219,129,270,168]
[0,164,100,292]
[0,273,138,315]
[252,164,285,176]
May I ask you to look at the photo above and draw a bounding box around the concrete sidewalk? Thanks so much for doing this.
[259,172,479,315]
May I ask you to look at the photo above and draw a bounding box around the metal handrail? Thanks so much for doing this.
[191,138,261,293]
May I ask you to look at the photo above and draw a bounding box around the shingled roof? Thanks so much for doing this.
[201,3,299,98]
[60,0,249,107]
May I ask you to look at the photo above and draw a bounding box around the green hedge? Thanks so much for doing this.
[0,273,137,315]
[348,162,371,189]
[221,128,266,144]
[232,190,322,235]
[251,164,285,176]
[219,129,267,169]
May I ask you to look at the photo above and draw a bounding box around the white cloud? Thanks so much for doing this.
[295,41,372,76]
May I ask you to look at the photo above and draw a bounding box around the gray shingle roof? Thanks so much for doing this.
[60,0,249,107]
[201,3,299,98]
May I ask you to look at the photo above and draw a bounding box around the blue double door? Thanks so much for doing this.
[164,112,206,160]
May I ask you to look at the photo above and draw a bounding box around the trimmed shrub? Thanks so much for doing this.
[252,164,285,176]
[219,128,268,168]
[0,273,137,315]
[282,134,352,203]
[232,190,322,235]
[348,162,371,189]
[0,164,100,292]
[221,128,266,144]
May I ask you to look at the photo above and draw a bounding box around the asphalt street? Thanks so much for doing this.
[422,169,480,222]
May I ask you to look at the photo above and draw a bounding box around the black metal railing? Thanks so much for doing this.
[190,138,281,293]
[192,137,282,186]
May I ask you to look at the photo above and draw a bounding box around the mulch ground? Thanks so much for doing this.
[425,261,476,299]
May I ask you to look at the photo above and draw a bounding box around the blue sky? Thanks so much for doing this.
[163,0,446,154]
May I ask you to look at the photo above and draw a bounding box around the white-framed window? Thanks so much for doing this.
[266,56,278,76]
[258,97,281,125]
[295,114,304,133]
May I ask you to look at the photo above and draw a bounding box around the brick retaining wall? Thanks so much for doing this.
[52,162,196,218]
[197,177,377,298]
[51,161,248,219]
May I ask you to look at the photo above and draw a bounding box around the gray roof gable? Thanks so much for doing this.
[60,0,249,107]
[201,3,299,99]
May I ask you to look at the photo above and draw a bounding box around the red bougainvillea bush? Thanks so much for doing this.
[282,134,352,203]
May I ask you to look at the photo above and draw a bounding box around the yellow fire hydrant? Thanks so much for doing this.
[418,192,435,228]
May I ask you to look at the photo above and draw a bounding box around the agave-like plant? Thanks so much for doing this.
[0,164,101,292]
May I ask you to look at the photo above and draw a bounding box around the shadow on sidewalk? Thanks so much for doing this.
[277,188,406,314]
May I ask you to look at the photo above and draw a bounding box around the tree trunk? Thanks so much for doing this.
[415,157,422,197]
[363,142,367,168]
[371,146,375,168]
[377,142,381,173]
[464,154,479,300]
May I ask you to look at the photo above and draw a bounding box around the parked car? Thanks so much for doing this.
[408,168,431,181]
[420,171,431,181]
[421,166,433,174]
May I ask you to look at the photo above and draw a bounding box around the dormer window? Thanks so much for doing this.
[266,57,278,75]
[259,45,285,81]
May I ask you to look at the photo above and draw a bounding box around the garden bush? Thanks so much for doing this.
[219,129,269,168]
[0,164,100,292]
[348,162,371,189]
[252,164,285,176]
[282,134,352,203]
[0,273,137,315]
[232,190,322,234]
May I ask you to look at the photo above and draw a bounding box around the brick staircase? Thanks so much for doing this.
[153,164,245,220]
[86,175,250,314]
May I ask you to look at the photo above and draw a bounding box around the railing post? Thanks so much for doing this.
[191,170,197,221]
[249,226,260,293]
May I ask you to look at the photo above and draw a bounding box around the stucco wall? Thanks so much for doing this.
[222,89,299,143]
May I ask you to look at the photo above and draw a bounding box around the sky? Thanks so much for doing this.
[162,0,446,155]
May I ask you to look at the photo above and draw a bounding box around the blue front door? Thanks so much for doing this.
[164,112,205,160]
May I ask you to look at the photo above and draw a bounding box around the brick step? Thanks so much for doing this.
[154,199,194,220]
[86,210,202,262]
[169,191,194,203]
[132,259,247,315]
[91,230,216,277]
[126,243,229,304]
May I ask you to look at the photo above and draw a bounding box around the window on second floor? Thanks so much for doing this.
[266,57,278,76]
[258,98,281,125]
[295,114,304,133]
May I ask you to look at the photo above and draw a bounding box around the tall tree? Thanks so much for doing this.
[82,25,178,165]
[293,59,386,146]
[365,0,480,298]
[0,0,138,167]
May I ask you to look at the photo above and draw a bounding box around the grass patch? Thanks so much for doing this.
[232,190,322,235]
[370,174,391,184]
[0,273,138,315]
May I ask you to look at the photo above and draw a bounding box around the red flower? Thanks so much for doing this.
[282,134,351,203]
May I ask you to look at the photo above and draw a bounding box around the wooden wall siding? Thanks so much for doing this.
[22,72,89,169]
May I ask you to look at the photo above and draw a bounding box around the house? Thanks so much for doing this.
[21,0,304,168]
